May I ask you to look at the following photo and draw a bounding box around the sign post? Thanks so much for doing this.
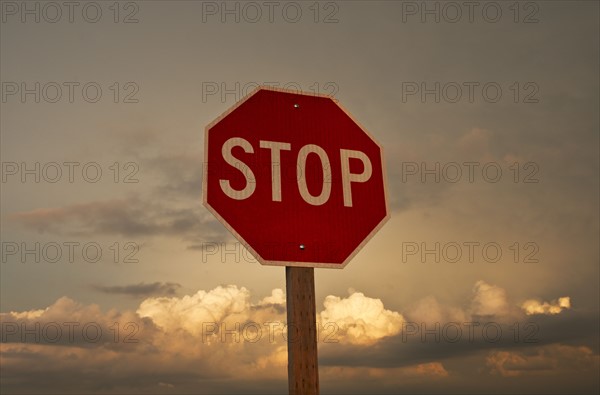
[286,266,319,395]
[203,87,389,394]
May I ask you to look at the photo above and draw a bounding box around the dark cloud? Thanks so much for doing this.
[8,196,230,245]
[2,290,598,395]
[144,152,205,200]
[319,310,599,369]
[0,296,160,351]
[251,303,287,315]
[92,282,182,297]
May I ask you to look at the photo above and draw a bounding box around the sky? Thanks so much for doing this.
[1,1,599,394]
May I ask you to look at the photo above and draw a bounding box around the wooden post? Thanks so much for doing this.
[286,266,319,395]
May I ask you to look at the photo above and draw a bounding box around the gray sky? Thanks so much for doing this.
[1,1,598,394]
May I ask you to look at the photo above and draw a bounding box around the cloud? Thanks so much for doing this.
[406,281,515,325]
[254,288,287,314]
[470,280,511,317]
[521,297,571,315]
[0,287,402,393]
[136,285,255,336]
[8,196,228,243]
[321,361,448,380]
[407,361,449,378]
[93,282,182,297]
[137,286,404,346]
[0,283,591,394]
[1,288,287,393]
[1,296,158,350]
[404,295,467,324]
[144,152,204,200]
[257,288,285,306]
[486,344,599,377]
[1,286,406,352]
[386,127,501,212]
[8,309,46,320]
[319,292,404,345]
[456,127,494,161]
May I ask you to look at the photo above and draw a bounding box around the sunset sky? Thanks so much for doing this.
[1,1,599,394]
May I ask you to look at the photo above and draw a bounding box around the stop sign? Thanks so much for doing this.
[202,87,389,268]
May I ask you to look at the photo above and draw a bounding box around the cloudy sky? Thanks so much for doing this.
[1,1,598,394]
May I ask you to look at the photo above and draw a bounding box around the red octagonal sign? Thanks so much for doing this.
[203,87,389,268]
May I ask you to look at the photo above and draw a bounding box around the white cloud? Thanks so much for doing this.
[319,292,404,345]
[405,295,467,324]
[137,285,253,336]
[258,288,286,306]
[521,297,571,315]
[0,283,580,394]
[9,308,46,320]
[407,280,568,325]
[137,286,404,346]
[470,280,510,317]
